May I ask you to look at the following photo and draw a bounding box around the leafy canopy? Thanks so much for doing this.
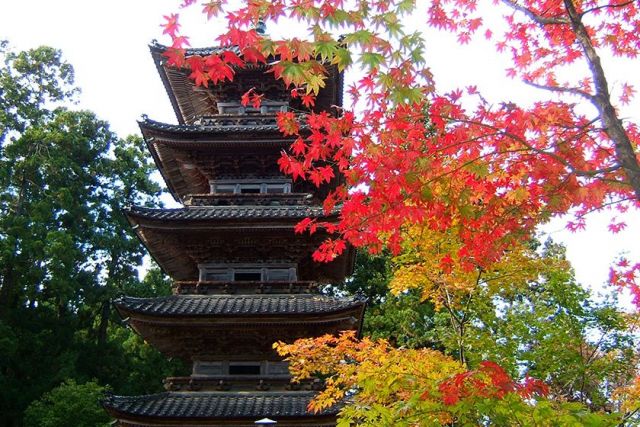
[0,43,185,425]
[23,380,111,427]
[160,0,640,423]
[162,0,640,300]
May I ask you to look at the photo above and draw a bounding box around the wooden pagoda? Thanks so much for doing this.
[102,41,365,426]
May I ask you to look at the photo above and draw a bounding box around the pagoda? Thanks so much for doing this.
[102,39,365,426]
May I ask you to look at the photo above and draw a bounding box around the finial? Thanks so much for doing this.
[255,19,267,36]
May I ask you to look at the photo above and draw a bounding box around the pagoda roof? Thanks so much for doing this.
[103,391,339,421]
[140,116,284,137]
[139,118,293,203]
[149,41,344,125]
[126,205,329,221]
[114,294,364,360]
[139,118,339,204]
[124,205,354,283]
[115,294,364,317]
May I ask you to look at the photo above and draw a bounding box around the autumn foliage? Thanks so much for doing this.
[163,0,640,302]
[275,332,619,425]
[160,0,640,423]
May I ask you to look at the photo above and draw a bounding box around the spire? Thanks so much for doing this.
[255,18,267,36]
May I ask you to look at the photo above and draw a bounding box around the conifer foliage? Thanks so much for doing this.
[0,43,182,426]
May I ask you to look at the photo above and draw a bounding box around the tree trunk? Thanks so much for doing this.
[97,300,110,347]
[564,0,640,200]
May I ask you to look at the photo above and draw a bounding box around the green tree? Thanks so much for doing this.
[339,251,393,305]
[364,290,437,349]
[328,251,438,348]
[0,41,77,144]
[433,240,639,413]
[0,43,182,426]
[23,380,111,427]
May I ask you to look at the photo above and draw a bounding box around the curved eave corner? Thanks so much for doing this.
[137,119,182,203]
[121,206,173,280]
[149,41,186,125]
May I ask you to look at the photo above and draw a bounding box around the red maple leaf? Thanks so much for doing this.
[301,93,316,108]
[161,13,180,37]
[201,1,224,19]
[241,88,253,107]
[221,50,245,68]
[276,112,300,136]
[241,47,266,63]
[163,48,185,67]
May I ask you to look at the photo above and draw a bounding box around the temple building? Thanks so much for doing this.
[102,40,365,426]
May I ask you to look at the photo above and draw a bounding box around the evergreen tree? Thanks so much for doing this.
[0,43,184,426]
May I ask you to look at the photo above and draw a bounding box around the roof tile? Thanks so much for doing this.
[125,205,333,221]
[103,391,339,418]
[115,294,364,317]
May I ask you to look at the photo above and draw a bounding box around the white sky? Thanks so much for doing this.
[1,0,638,298]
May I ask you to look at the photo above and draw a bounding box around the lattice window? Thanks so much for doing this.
[199,264,297,282]
[210,180,292,195]
[192,360,290,377]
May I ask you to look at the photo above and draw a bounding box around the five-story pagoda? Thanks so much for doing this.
[102,39,365,426]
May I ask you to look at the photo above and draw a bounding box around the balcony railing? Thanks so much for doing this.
[184,193,313,207]
[172,280,319,295]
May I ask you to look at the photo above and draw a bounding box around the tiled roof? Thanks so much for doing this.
[150,40,241,57]
[140,117,283,134]
[115,294,364,317]
[103,391,339,419]
[124,205,333,221]
[148,41,343,125]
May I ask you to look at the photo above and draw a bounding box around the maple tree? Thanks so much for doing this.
[162,0,640,302]
[328,235,639,420]
[394,236,639,413]
[159,0,640,423]
[274,332,620,425]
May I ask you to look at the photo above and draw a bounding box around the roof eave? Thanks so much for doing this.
[138,121,182,203]
[113,296,366,319]
[149,42,186,125]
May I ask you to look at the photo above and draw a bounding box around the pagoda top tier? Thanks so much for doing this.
[150,41,344,125]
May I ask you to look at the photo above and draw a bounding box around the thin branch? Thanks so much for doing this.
[501,0,569,25]
[446,115,624,179]
[581,0,638,17]
[620,407,640,426]
[523,79,595,102]
[571,196,636,219]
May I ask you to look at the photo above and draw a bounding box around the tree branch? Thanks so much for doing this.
[563,0,640,200]
[501,0,569,25]
[581,0,638,17]
[444,115,624,180]
[523,79,595,102]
